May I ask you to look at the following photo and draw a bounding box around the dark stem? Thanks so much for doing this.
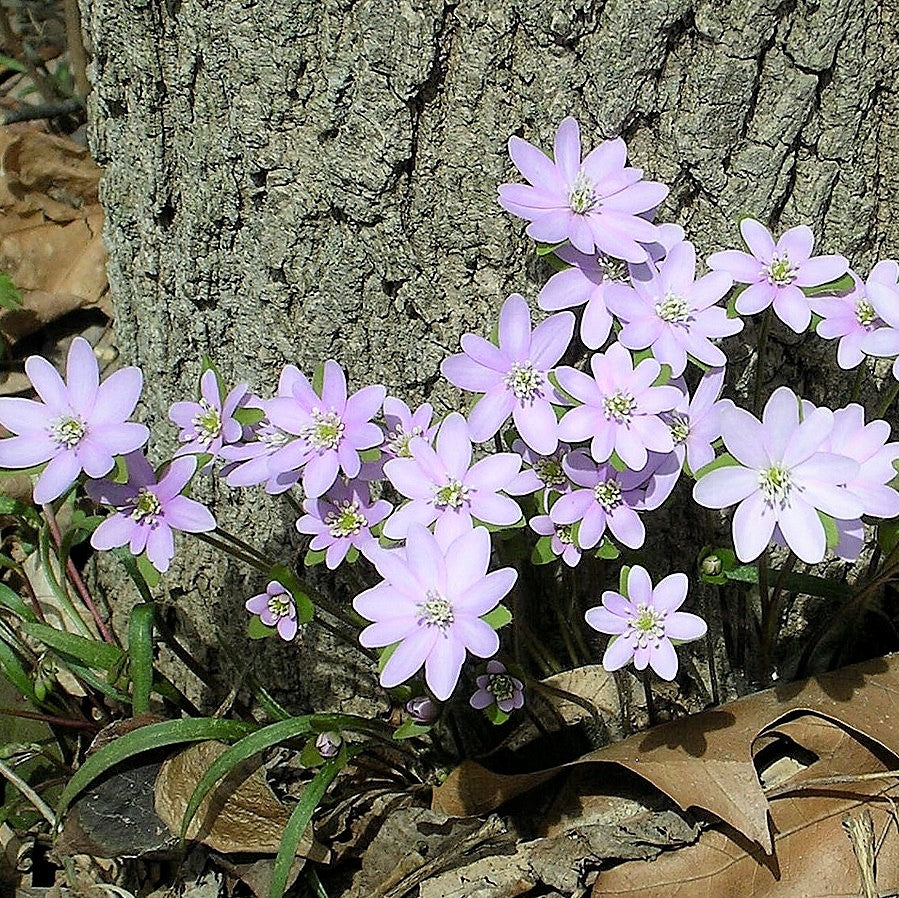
[875,381,899,420]
[848,361,867,406]
[213,526,273,565]
[3,98,83,125]
[641,669,657,726]
[752,308,772,416]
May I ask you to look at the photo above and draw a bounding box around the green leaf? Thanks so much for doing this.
[393,719,431,740]
[484,704,510,725]
[0,582,38,623]
[0,493,38,523]
[803,273,854,297]
[481,605,512,630]
[722,564,850,600]
[21,622,123,671]
[358,447,381,463]
[312,363,325,396]
[651,364,672,387]
[234,406,266,427]
[304,548,326,568]
[698,546,736,585]
[377,643,398,673]
[692,453,741,480]
[609,451,627,472]
[180,715,313,841]
[299,739,325,768]
[0,273,22,311]
[877,519,899,556]
[0,636,39,705]
[818,511,839,551]
[595,538,620,560]
[267,564,315,624]
[248,616,277,639]
[345,546,360,564]
[619,565,631,595]
[535,240,568,256]
[128,604,155,714]
[269,753,350,898]
[199,356,225,398]
[57,717,257,822]
[530,536,557,566]
[0,55,26,74]
[137,552,161,588]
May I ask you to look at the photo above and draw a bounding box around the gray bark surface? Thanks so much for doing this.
[78,0,899,708]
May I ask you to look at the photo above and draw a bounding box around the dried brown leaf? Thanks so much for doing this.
[154,741,328,859]
[433,654,899,852]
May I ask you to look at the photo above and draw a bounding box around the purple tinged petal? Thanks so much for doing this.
[338,440,361,478]
[568,216,595,255]
[799,479,863,519]
[467,389,516,442]
[513,400,559,455]
[303,451,340,498]
[601,181,668,214]
[498,183,561,215]
[538,267,593,311]
[437,413,472,479]
[772,285,811,333]
[146,524,176,573]
[775,225,814,263]
[778,499,826,563]
[66,337,99,416]
[719,405,768,468]
[345,384,387,425]
[199,369,220,407]
[508,135,565,191]
[740,219,775,262]
[466,453,521,490]
[584,606,628,634]
[550,489,594,524]
[425,634,467,701]
[164,495,216,533]
[455,567,517,616]
[581,137,626,182]
[321,360,347,411]
[735,281,777,315]
[384,458,436,499]
[382,500,437,540]
[405,524,447,593]
[0,433,56,467]
[530,311,575,369]
[581,295,614,349]
[782,409,834,468]
[498,294,532,360]
[455,616,501,658]
[91,514,135,551]
[708,250,763,283]
[626,565,653,604]
[380,627,438,689]
[359,617,419,647]
[75,438,114,478]
[558,405,600,443]
[526,210,574,244]
[25,355,67,412]
[553,117,581,182]
[794,254,849,288]
[277,616,298,641]
[354,581,414,621]
[652,573,688,612]
[0,397,48,434]
[33,451,82,503]
[469,492,522,527]
[732,492,777,562]
[692,466,760,508]
[649,639,679,680]
[607,506,645,548]
[442,355,502,393]
[156,457,197,500]
[470,688,494,710]
[762,386,801,460]
[444,526,491,592]
[90,422,150,456]
[602,635,636,671]
[666,611,707,641]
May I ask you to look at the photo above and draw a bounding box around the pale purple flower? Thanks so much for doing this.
[245,581,298,641]
[354,524,517,700]
[470,660,524,713]
[441,294,573,454]
[537,224,685,350]
[406,696,438,724]
[585,565,706,681]
[382,413,522,543]
[549,450,650,549]
[315,731,342,758]
[265,360,385,498]
[506,440,571,501]
[498,117,669,263]
[295,480,392,569]
[383,398,438,460]
[708,219,848,333]
[221,366,303,494]
[810,269,890,370]
[692,387,864,563]
[169,369,248,465]
[860,262,899,378]
[0,337,149,503]
[529,514,581,566]
[665,367,728,475]
[87,453,216,573]
[605,241,740,376]
[556,342,681,471]
[636,450,683,512]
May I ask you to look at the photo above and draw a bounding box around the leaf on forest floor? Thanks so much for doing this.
[154,741,329,859]
[432,654,899,854]
[594,715,899,896]
[0,128,109,347]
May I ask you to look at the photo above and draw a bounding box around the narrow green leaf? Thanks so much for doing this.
[58,717,257,821]
[722,564,850,600]
[377,643,398,673]
[693,453,740,480]
[619,565,631,595]
[393,720,431,740]
[180,715,313,842]
[0,636,39,705]
[137,552,161,588]
[234,406,265,427]
[312,363,325,396]
[878,519,899,556]
[485,704,510,725]
[358,447,381,463]
[199,356,225,398]
[535,240,568,256]
[304,549,326,568]
[0,582,38,623]
[802,272,854,296]
[0,55,26,74]
[65,660,131,703]
[595,538,620,560]
[0,273,22,310]
[22,622,123,670]
[0,493,38,522]
[481,605,512,630]
[111,548,153,604]
[299,740,325,768]
[530,536,557,566]
[651,364,672,387]
[128,604,155,714]
[269,753,350,898]
[818,511,839,550]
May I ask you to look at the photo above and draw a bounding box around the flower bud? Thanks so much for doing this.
[405,696,437,724]
[315,731,342,759]
[701,554,723,576]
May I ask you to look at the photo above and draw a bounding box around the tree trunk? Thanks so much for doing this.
[77,0,899,708]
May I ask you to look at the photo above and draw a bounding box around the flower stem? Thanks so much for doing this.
[527,676,606,728]
[213,526,272,565]
[42,503,116,645]
[194,531,271,574]
[752,308,772,416]
[848,361,867,406]
[0,757,55,825]
[641,669,657,726]
[875,380,899,419]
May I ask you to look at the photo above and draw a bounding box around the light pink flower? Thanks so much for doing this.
[245,581,299,641]
[692,387,864,563]
[585,565,706,680]
[529,514,581,566]
[354,524,516,700]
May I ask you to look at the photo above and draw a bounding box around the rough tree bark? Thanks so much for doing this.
[76,0,899,708]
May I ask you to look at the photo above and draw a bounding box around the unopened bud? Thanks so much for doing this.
[701,554,723,576]
[315,731,341,758]
[405,696,437,724]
